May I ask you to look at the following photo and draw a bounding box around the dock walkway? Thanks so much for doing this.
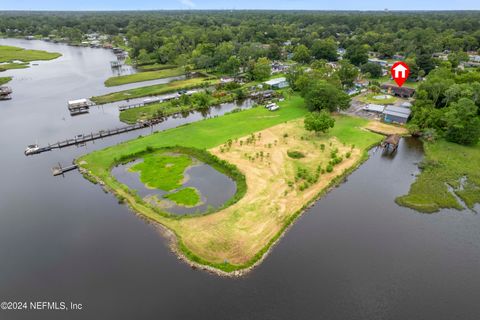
[25,121,156,156]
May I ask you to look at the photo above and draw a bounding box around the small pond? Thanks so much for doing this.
[111,155,237,215]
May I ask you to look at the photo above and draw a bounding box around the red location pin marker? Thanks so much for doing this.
[390,61,410,87]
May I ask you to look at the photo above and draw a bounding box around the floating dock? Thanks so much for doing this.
[25,121,156,156]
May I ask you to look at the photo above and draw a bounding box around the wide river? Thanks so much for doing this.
[1,39,480,320]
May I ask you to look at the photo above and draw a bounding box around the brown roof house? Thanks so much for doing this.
[381,84,415,98]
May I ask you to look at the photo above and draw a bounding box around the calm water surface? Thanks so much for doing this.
[1,39,480,320]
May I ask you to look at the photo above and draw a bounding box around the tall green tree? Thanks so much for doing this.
[251,57,271,81]
[311,39,338,61]
[304,80,351,112]
[337,60,359,88]
[293,44,311,64]
[345,45,368,66]
[444,98,480,145]
[360,62,383,78]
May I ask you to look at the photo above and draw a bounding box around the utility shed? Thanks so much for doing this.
[383,105,411,124]
[363,104,385,113]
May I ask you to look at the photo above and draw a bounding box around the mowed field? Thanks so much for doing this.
[79,95,385,272]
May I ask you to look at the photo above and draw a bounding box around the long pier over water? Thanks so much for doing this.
[24,121,158,156]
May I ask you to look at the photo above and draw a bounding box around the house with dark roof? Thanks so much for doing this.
[381,84,415,98]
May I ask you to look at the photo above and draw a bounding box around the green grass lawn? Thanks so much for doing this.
[91,77,218,104]
[130,153,192,191]
[81,94,308,173]
[0,76,12,85]
[104,67,186,87]
[81,94,377,196]
[164,187,201,206]
[0,45,61,63]
[396,140,480,213]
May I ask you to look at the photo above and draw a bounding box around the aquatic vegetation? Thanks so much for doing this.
[164,187,201,206]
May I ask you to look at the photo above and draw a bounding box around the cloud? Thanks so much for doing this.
[178,0,196,8]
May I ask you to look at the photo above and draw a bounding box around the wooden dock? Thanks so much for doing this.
[118,100,157,112]
[52,163,78,176]
[25,121,155,156]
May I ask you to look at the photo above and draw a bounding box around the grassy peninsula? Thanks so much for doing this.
[0,45,61,83]
[78,95,390,274]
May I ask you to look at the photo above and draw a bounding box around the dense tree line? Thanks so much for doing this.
[409,67,480,145]
[1,11,479,76]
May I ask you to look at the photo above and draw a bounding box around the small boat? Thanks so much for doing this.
[25,144,40,155]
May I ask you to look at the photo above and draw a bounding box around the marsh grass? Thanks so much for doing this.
[130,153,192,191]
[164,187,201,207]
[396,140,480,212]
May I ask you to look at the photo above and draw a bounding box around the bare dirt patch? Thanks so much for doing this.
[365,121,409,136]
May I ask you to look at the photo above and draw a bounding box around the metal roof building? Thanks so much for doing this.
[363,104,385,113]
[384,105,411,124]
[264,77,289,89]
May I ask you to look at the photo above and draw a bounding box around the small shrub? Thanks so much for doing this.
[326,164,334,173]
[287,150,305,159]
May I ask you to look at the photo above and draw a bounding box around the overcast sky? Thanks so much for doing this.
[2,0,479,11]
